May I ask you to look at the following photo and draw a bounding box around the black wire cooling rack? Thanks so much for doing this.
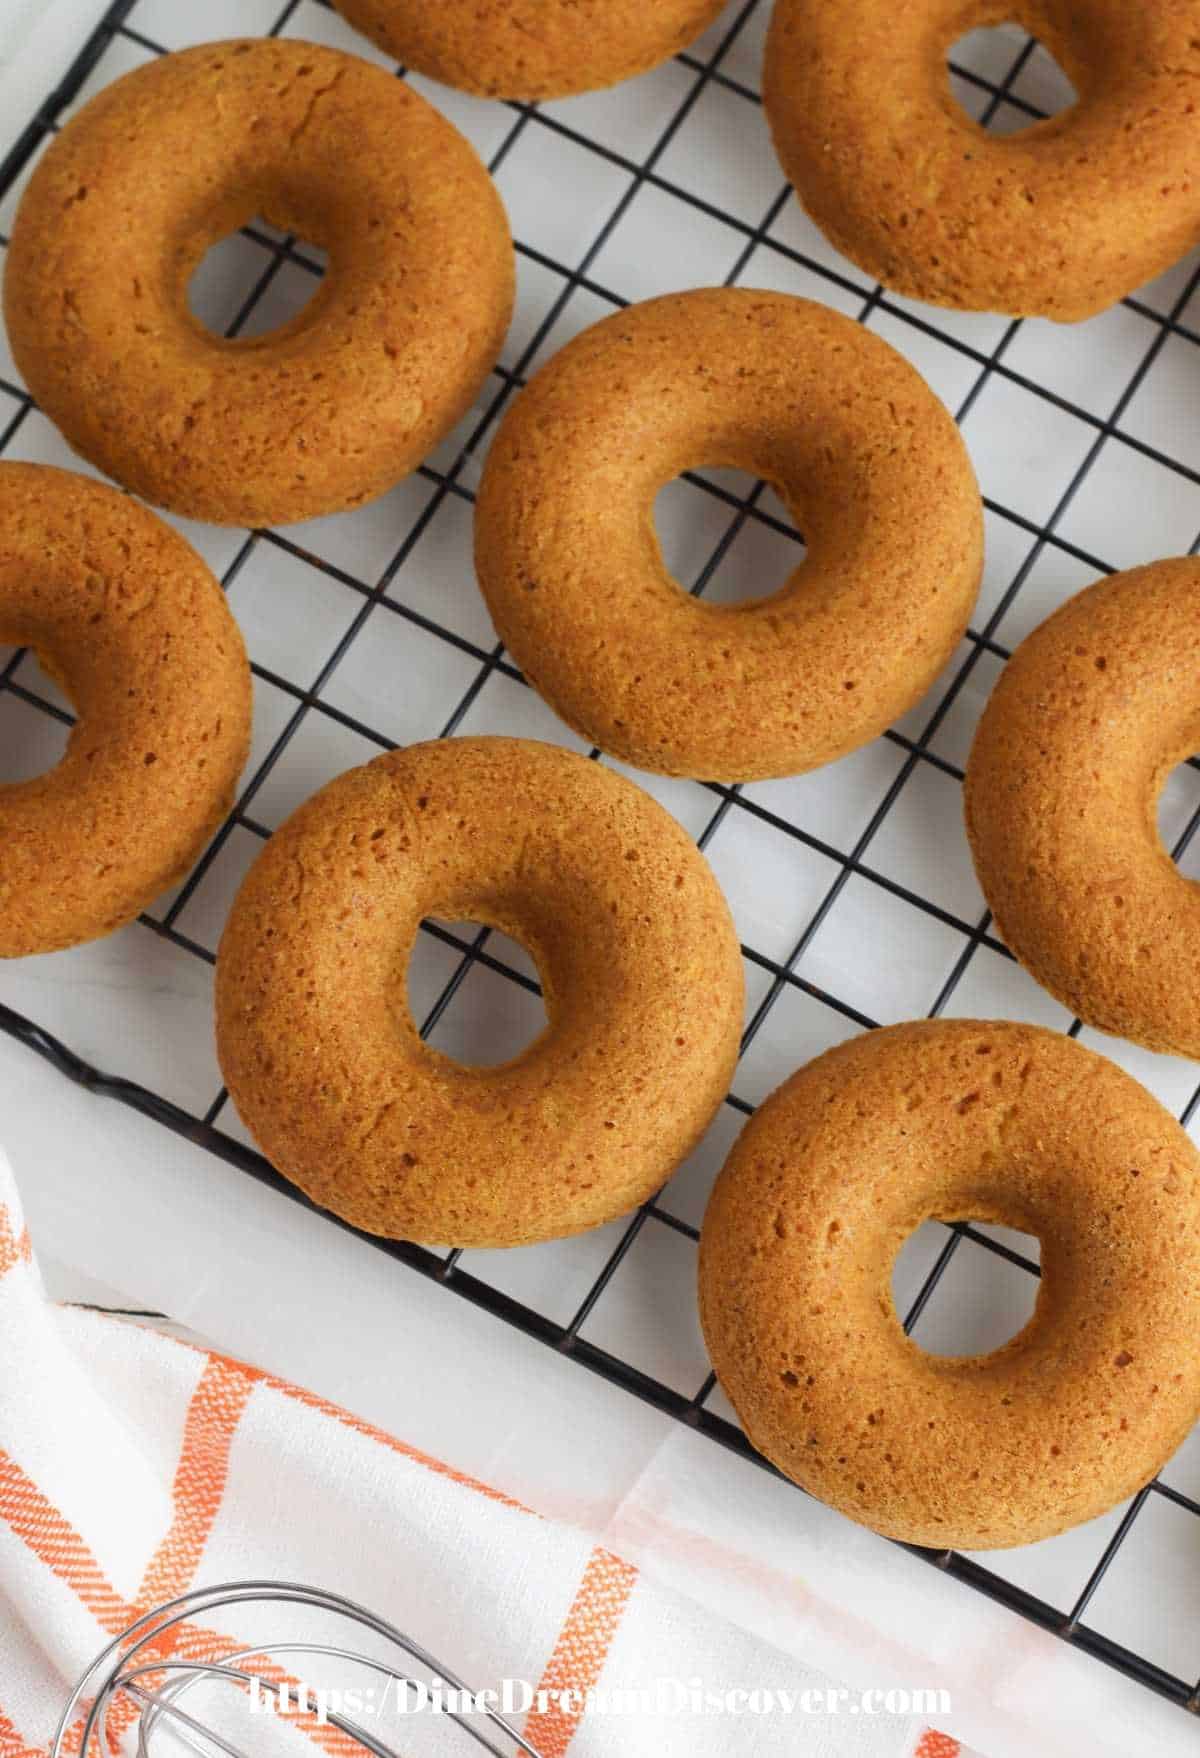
[4,0,1200,1724]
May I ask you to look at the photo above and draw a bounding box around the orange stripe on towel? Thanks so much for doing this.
[525,1546,638,1757]
[914,1731,961,1758]
[4,1320,641,1758]
[188,1340,535,1515]
[138,1356,253,1609]
[0,1215,32,1280]
[0,1353,250,1639]
[0,1380,350,1758]
[59,1625,363,1758]
[0,1705,42,1758]
[0,1447,129,1632]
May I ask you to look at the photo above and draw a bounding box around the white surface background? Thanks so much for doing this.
[2,4,1200,1755]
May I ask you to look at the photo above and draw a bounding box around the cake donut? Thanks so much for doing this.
[475,290,982,782]
[332,0,726,100]
[3,40,514,527]
[216,737,743,1248]
[966,560,1200,1059]
[0,463,251,957]
[699,1019,1200,1550]
[764,0,1200,320]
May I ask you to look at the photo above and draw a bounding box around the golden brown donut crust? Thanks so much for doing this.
[765,0,1200,321]
[3,40,514,527]
[699,1019,1200,1550]
[216,736,744,1248]
[0,463,251,956]
[475,290,982,782]
[965,560,1200,1059]
[332,0,726,100]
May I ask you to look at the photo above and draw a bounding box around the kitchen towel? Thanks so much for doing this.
[0,1142,963,1758]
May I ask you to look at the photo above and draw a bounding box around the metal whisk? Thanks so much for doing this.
[55,1581,546,1758]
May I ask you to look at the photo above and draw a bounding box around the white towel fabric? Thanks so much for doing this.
[0,1144,964,1758]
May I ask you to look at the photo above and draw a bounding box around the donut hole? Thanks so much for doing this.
[948,26,1077,133]
[187,220,326,341]
[409,921,549,1068]
[892,1220,1041,1356]
[1157,758,1200,879]
[0,647,73,782]
[652,470,805,606]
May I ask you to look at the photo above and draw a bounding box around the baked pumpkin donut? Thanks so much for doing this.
[0,463,251,956]
[764,0,1200,320]
[700,1019,1200,1550]
[475,290,982,782]
[332,0,726,100]
[3,40,514,527]
[966,560,1200,1059]
[216,736,743,1248]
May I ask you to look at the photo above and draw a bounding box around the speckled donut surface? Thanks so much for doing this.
[3,39,514,527]
[0,464,251,957]
[332,0,726,100]
[764,0,1200,320]
[216,736,744,1248]
[475,290,982,782]
[699,1019,1200,1550]
[965,560,1200,1059]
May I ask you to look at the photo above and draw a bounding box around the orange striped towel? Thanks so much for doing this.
[0,1149,965,1758]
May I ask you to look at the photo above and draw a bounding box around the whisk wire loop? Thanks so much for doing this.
[55,1582,546,1758]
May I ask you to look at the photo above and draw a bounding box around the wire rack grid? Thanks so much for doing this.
[3,0,1200,1722]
